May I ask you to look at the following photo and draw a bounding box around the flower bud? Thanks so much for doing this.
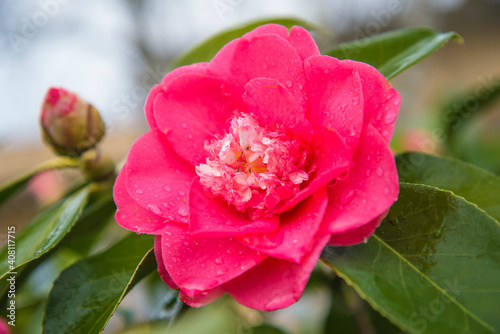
[41,87,105,156]
[80,148,115,182]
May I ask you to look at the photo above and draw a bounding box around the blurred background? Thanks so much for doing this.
[0,0,499,333]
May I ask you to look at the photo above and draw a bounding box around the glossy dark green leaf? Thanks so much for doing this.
[42,234,156,334]
[60,184,116,254]
[0,156,79,207]
[0,186,89,280]
[252,324,289,334]
[170,17,327,68]
[324,277,403,334]
[325,28,462,79]
[118,298,243,334]
[322,183,500,334]
[396,152,500,221]
[440,78,500,155]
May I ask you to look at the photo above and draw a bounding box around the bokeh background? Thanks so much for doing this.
[1,0,499,333]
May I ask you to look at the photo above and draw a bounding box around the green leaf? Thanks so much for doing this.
[252,324,289,334]
[325,27,462,79]
[170,17,328,68]
[42,233,156,334]
[0,186,89,280]
[60,184,116,255]
[324,278,403,334]
[0,156,79,207]
[118,298,242,334]
[396,152,500,221]
[322,183,500,334]
[440,78,500,155]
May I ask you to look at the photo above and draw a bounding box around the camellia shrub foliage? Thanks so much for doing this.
[1,18,499,334]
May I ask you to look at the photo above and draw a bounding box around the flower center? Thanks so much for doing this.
[196,114,312,218]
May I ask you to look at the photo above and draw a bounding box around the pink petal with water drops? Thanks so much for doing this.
[280,127,351,213]
[241,23,290,40]
[144,63,209,129]
[113,165,165,234]
[161,222,267,297]
[287,26,321,60]
[179,286,226,308]
[321,124,399,235]
[243,78,312,134]
[241,24,320,60]
[341,60,401,142]
[154,235,179,290]
[226,235,330,311]
[304,55,364,152]
[209,33,308,110]
[238,188,328,263]
[125,129,195,224]
[327,211,388,246]
[152,72,240,166]
[189,179,280,237]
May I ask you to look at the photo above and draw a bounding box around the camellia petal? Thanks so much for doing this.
[287,25,321,60]
[161,222,267,297]
[327,211,388,246]
[145,63,209,129]
[238,188,328,263]
[113,165,165,234]
[321,125,399,235]
[341,60,401,142]
[154,235,179,290]
[153,72,240,166]
[280,127,351,212]
[210,33,308,110]
[189,179,280,237]
[125,129,195,223]
[304,55,365,152]
[243,78,312,134]
[241,23,290,40]
[241,24,320,60]
[179,286,226,308]
[226,235,330,311]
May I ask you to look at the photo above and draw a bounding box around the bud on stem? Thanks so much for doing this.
[41,87,105,156]
[80,148,115,182]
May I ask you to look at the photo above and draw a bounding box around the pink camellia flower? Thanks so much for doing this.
[113,24,400,311]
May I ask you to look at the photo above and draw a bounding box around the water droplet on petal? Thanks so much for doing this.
[220,83,231,97]
[352,96,360,105]
[285,80,293,88]
[200,263,206,268]
[327,179,337,187]
[340,189,356,205]
[178,190,185,196]
[135,189,143,195]
[178,206,189,217]
[384,108,397,124]
[181,123,188,129]
[148,204,162,216]
[164,185,171,192]
[214,257,223,265]
[376,167,384,176]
